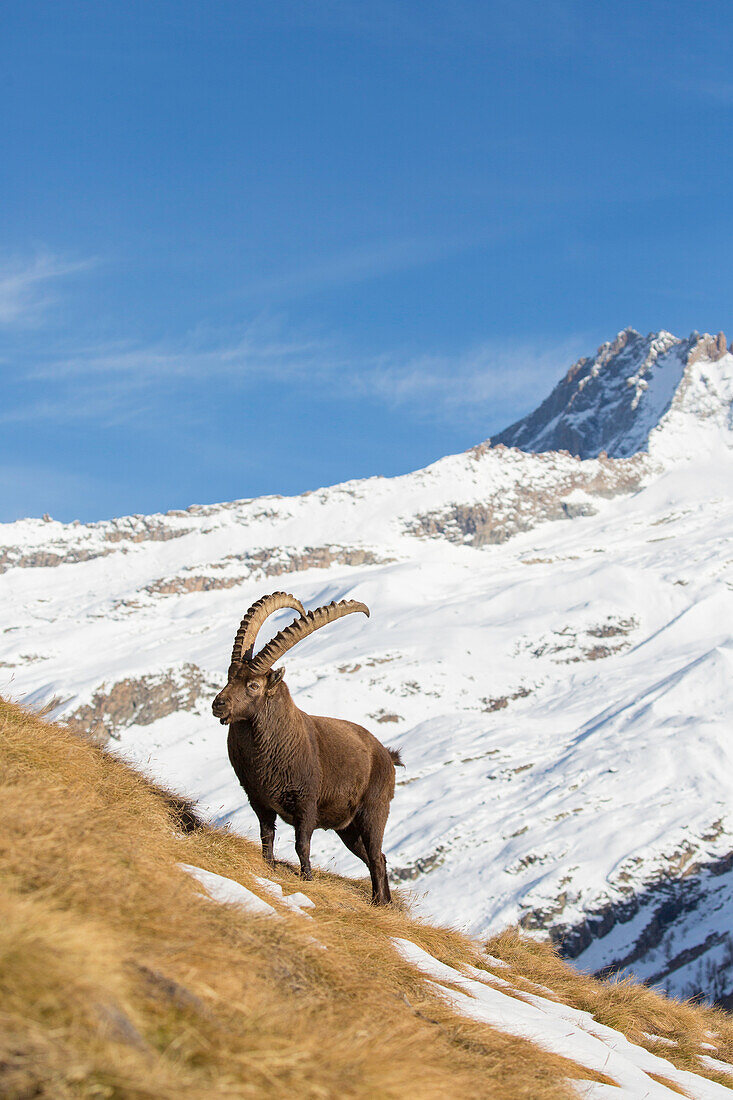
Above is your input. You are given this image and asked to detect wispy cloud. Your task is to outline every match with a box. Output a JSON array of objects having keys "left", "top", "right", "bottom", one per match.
[
  {"left": 240, "top": 234, "right": 479, "bottom": 301},
  {"left": 30, "top": 326, "right": 326, "bottom": 382},
  {"left": 1, "top": 319, "right": 335, "bottom": 426},
  {"left": 3, "top": 316, "right": 580, "bottom": 433},
  {"left": 0, "top": 239, "right": 578, "bottom": 439},
  {"left": 0, "top": 251, "right": 93, "bottom": 327},
  {"left": 349, "top": 336, "right": 584, "bottom": 426}
]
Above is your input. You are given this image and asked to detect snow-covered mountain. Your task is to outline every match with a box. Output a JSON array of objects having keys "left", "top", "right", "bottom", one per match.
[
  {"left": 494, "top": 328, "right": 731, "bottom": 459},
  {"left": 2, "top": 328, "right": 732, "bottom": 1008}
]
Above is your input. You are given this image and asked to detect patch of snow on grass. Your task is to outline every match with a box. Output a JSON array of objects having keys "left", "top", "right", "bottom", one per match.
[
  {"left": 483, "top": 954, "right": 511, "bottom": 969},
  {"left": 178, "top": 863, "right": 278, "bottom": 917},
  {"left": 700, "top": 1055, "right": 733, "bottom": 1078},
  {"left": 393, "top": 938, "right": 732, "bottom": 1099},
  {"left": 253, "top": 875, "right": 316, "bottom": 917}
]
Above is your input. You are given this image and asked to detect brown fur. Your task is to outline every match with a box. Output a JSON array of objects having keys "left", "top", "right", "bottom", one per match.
[{"left": 213, "top": 668, "right": 402, "bottom": 903}]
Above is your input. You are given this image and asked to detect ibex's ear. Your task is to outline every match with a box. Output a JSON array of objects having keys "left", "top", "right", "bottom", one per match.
[{"left": 265, "top": 667, "right": 285, "bottom": 694}]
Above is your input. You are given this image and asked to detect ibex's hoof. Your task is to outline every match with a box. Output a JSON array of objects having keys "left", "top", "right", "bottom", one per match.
[{"left": 300, "top": 869, "right": 313, "bottom": 881}]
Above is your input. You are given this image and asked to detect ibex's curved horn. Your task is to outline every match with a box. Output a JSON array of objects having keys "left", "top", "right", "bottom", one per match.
[
  {"left": 230, "top": 592, "right": 306, "bottom": 667},
  {"left": 248, "top": 599, "right": 370, "bottom": 674}
]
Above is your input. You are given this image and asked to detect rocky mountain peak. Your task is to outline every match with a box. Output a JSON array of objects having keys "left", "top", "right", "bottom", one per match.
[
  {"left": 688, "top": 329, "right": 728, "bottom": 364},
  {"left": 492, "top": 328, "right": 732, "bottom": 460}
]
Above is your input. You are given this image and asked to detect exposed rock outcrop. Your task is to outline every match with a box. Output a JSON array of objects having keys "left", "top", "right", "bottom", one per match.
[
  {"left": 144, "top": 546, "right": 394, "bottom": 598},
  {"left": 405, "top": 455, "right": 644, "bottom": 546},
  {"left": 64, "top": 664, "right": 217, "bottom": 744}
]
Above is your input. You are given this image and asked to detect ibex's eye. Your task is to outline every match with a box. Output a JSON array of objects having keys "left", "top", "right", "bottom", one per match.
[{"left": 246, "top": 680, "right": 263, "bottom": 695}]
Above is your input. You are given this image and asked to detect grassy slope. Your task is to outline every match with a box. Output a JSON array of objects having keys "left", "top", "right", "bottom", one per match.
[{"left": 1, "top": 698, "right": 731, "bottom": 1099}]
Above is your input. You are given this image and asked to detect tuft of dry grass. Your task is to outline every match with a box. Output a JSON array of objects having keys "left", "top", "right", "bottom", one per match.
[
  {"left": 485, "top": 927, "right": 733, "bottom": 1089},
  {"left": 646, "top": 1072, "right": 689, "bottom": 1095}
]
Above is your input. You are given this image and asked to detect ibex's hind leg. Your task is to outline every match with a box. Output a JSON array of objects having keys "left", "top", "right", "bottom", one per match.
[
  {"left": 337, "top": 823, "right": 370, "bottom": 868},
  {"left": 359, "top": 809, "right": 392, "bottom": 905}
]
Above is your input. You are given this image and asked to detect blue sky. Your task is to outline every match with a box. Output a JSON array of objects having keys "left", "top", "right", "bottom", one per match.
[{"left": 2, "top": 0, "right": 732, "bottom": 522}]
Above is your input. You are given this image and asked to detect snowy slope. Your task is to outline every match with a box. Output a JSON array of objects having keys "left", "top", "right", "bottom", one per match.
[{"left": 1, "top": 330, "right": 732, "bottom": 1007}]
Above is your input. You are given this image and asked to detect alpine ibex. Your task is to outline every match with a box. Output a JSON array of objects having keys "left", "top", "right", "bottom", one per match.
[{"left": 212, "top": 592, "right": 402, "bottom": 904}]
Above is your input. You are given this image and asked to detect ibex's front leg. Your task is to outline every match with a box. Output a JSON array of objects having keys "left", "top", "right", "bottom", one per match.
[
  {"left": 293, "top": 812, "right": 316, "bottom": 880},
  {"left": 252, "top": 801, "right": 277, "bottom": 866}
]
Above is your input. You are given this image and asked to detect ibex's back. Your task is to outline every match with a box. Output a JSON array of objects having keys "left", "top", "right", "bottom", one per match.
[{"left": 213, "top": 592, "right": 402, "bottom": 904}]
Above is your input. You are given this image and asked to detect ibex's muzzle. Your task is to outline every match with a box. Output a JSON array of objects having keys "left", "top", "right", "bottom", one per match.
[{"left": 212, "top": 693, "right": 231, "bottom": 725}]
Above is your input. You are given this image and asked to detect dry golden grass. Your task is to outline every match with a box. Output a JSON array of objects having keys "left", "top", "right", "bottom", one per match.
[
  {"left": 485, "top": 927, "right": 733, "bottom": 1090},
  {"left": 1, "top": 696, "right": 729, "bottom": 1099}
]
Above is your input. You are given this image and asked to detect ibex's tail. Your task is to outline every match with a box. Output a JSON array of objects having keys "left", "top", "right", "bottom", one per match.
[{"left": 388, "top": 748, "right": 404, "bottom": 768}]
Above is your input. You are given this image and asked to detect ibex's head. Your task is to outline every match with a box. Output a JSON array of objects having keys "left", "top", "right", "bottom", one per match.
[
  {"left": 212, "top": 666, "right": 287, "bottom": 724},
  {"left": 212, "top": 591, "right": 369, "bottom": 725}
]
